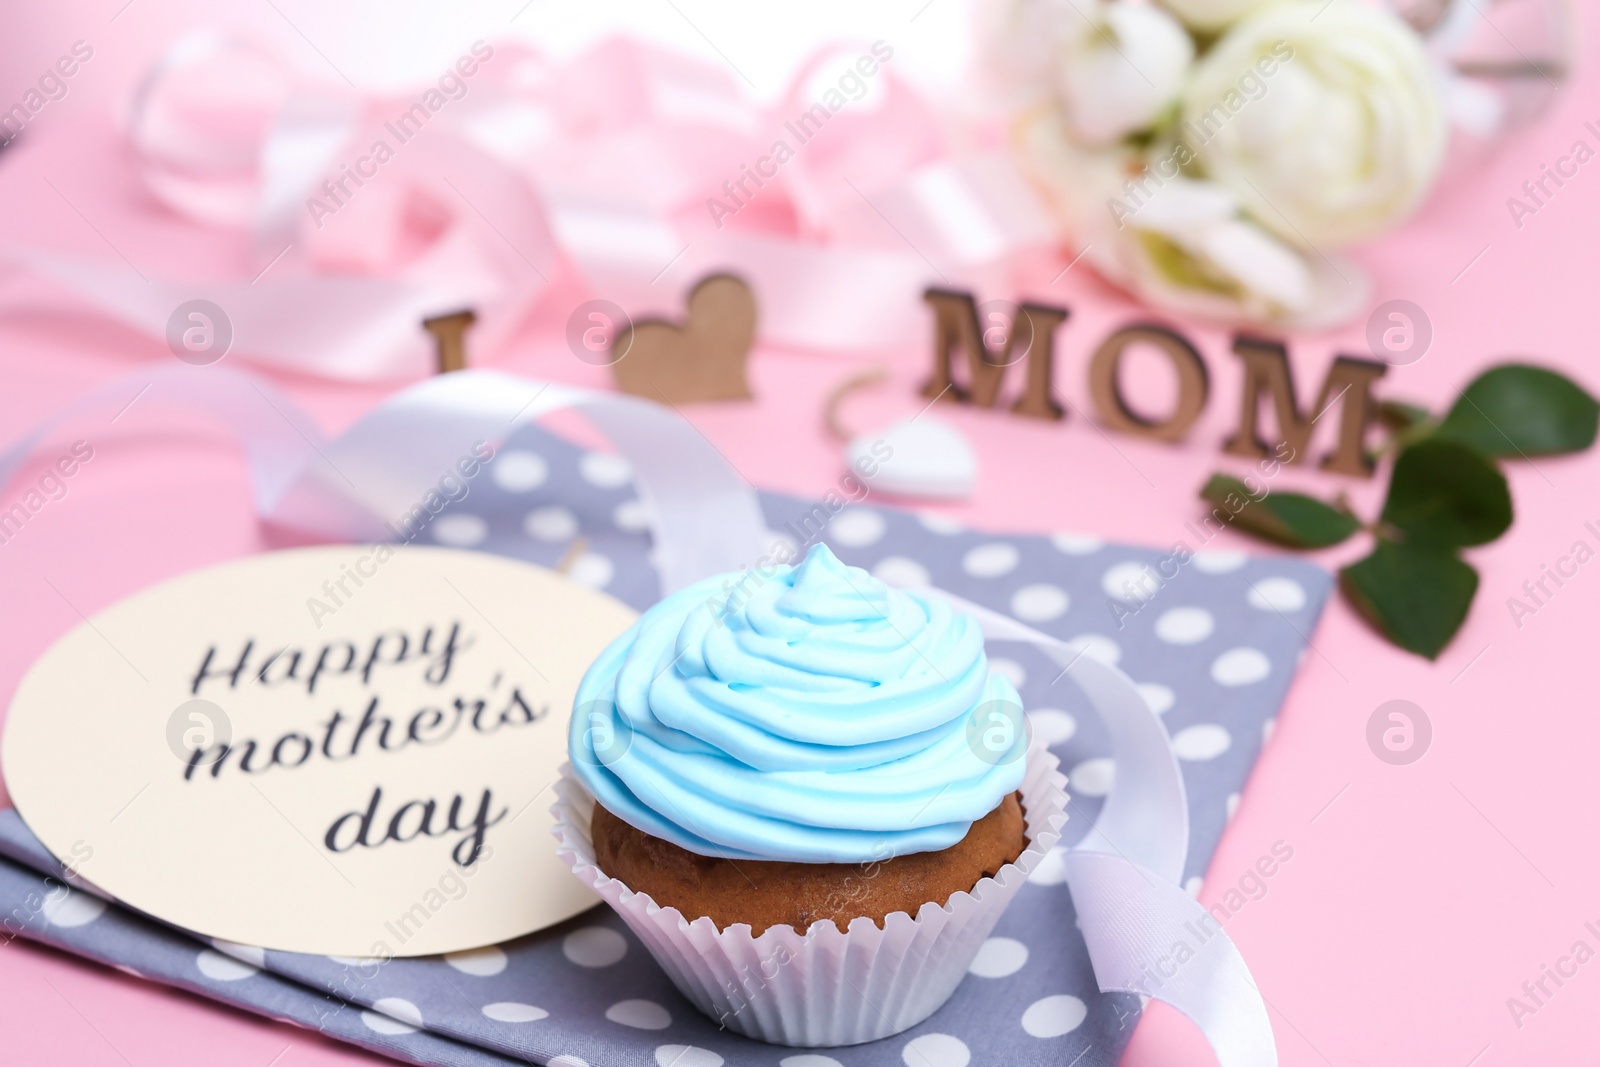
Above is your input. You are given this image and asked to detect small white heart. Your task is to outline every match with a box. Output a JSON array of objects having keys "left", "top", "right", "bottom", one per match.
[{"left": 846, "top": 416, "right": 976, "bottom": 500}]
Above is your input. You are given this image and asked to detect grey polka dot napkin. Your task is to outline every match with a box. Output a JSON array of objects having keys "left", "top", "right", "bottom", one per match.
[{"left": 0, "top": 421, "right": 1331, "bottom": 1067}]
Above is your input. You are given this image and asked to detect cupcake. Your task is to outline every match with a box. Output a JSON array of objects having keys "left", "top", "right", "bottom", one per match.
[{"left": 553, "top": 543, "right": 1066, "bottom": 1046}]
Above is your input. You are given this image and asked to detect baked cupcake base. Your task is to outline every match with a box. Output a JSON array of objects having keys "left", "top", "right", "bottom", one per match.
[
  {"left": 552, "top": 740, "right": 1067, "bottom": 1047},
  {"left": 590, "top": 796, "right": 1027, "bottom": 937}
]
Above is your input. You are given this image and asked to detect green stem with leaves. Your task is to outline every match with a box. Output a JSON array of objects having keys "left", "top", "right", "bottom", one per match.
[{"left": 1199, "top": 363, "right": 1598, "bottom": 659}]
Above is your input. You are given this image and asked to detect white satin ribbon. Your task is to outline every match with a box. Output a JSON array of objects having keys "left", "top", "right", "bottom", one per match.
[
  {"left": 269, "top": 368, "right": 770, "bottom": 594},
  {"left": 7, "top": 250, "right": 466, "bottom": 381},
  {"left": 0, "top": 366, "right": 768, "bottom": 594},
  {"left": 0, "top": 366, "right": 1274, "bottom": 1064},
  {"left": 0, "top": 365, "right": 322, "bottom": 518},
  {"left": 930, "top": 591, "right": 1277, "bottom": 1067}
]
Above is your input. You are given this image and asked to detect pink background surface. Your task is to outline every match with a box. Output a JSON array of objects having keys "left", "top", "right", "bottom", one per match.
[{"left": 0, "top": 3, "right": 1597, "bottom": 1065}]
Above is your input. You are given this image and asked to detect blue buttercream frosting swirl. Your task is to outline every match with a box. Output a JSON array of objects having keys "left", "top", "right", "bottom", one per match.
[{"left": 568, "top": 543, "right": 1026, "bottom": 863}]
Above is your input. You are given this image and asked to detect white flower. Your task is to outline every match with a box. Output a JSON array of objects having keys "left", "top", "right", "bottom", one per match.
[
  {"left": 1100, "top": 175, "right": 1324, "bottom": 323},
  {"left": 980, "top": 0, "right": 1090, "bottom": 104},
  {"left": 1181, "top": 2, "right": 1446, "bottom": 248},
  {"left": 1107, "top": 177, "right": 1316, "bottom": 316},
  {"left": 983, "top": 0, "right": 1192, "bottom": 145},
  {"left": 1015, "top": 110, "right": 1134, "bottom": 233},
  {"left": 1056, "top": 2, "right": 1195, "bottom": 146},
  {"left": 1158, "top": 0, "right": 1276, "bottom": 34},
  {"left": 1018, "top": 112, "right": 1367, "bottom": 326}
]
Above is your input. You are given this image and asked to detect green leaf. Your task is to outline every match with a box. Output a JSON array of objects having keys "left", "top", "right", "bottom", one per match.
[
  {"left": 1381, "top": 439, "right": 1511, "bottom": 548},
  {"left": 1437, "top": 363, "right": 1599, "bottom": 457},
  {"left": 1340, "top": 540, "right": 1478, "bottom": 659},
  {"left": 1200, "top": 474, "right": 1361, "bottom": 549}
]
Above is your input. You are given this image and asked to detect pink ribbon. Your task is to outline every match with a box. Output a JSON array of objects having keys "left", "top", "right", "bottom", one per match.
[{"left": 4, "top": 32, "right": 1060, "bottom": 380}]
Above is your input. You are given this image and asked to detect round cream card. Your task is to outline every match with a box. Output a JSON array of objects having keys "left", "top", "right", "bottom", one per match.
[{"left": 2, "top": 545, "right": 637, "bottom": 957}]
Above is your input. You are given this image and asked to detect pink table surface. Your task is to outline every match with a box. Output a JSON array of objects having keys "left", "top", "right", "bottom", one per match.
[{"left": 2, "top": 12, "right": 1599, "bottom": 1067}]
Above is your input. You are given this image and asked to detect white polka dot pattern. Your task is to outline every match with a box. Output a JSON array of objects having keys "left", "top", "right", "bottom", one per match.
[
  {"left": 1101, "top": 561, "right": 1159, "bottom": 602},
  {"left": 614, "top": 499, "right": 651, "bottom": 532},
  {"left": 872, "top": 556, "right": 931, "bottom": 588},
  {"left": 567, "top": 552, "right": 615, "bottom": 589},
  {"left": 1212, "top": 647, "right": 1272, "bottom": 686},
  {"left": 901, "top": 1033, "right": 970, "bottom": 1067},
  {"left": 606, "top": 999, "right": 671, "bottom": 1030},
  {"left": 1011, "top": 583, "right": 1069, "bottom": 622},
  {"left": 1155, "top": 607, "right": 1214, "bottom": 645},
  {"left": 963, "top": 542, "right": 1019, "bottom": 577},
  {"left": 1137, "top": 683, "right": 1175, "bottom": 715},
  {"left": 210, "top": 940, "right": 266, "bottom": 968},
  {"left": 969, "top": 937, "right": 1029, "bottom": 978},
  {"left": 1068, "top": 757, "right": 1115, "bottom": 797},
  {"left": 492, "top": 450, "right": 549, "bottom": 492},
  {"left": 445, "top": 946, "right": 507, "bottom": 976},
  {"left": 524, "top": 505, "right": 579, "bottom": 542},
  {"left": 1248, "top": 577, "right": 1307, "bottom": 613},
  {"left": 432, "top": 513, "right": 488, "bottom": 547},
  {"left": 1026, "top": 708, "right": 1077, "bottom": 746},
  {"left": 41, "top": 888, "right": 105, "bottom": 928},
  {"left": 655, "top": 1046, "right": 723, "bottom": 1067},
  {"left": 1021, "top": 994, "right": 1088, "bottom": 1037},
  {"left": 1172, "top": 724, "right": 1232, "bottom": 761},
  {"left": 1063, "top": 634, "right": 1120, "bottom": 666},
  {"left": 917, "top": 512, "right": 964, "bottom": 535},
  {"left": 363, "top": 998, "right": 423, "bottom": 1034},
  {"left": 1050, "top": 532, "right": 1103, "bottom": 555},
  {"left": 579, "top": 452, "right": 634, "bottom": 488},
  {"left": 1026, "top": 845, "right": 1069, "bottom": 886},
  {"left": 196, "top": 950, "right": 258, "bottom": 981},
  {"left": 563, "top": 926, "right": 627, "bottom": 968},
  {"left": 829, "top": 508, "right": 886, "bottom": 546},
  {"left": 1192, "top": 551, "right": 1247, "bottom": 574},
  {"left": 988, "top": 657, "right": 1026, "bottom": 689},
  {"left": 483, "top": 1002, "right": 549, "bottom": 1023}
]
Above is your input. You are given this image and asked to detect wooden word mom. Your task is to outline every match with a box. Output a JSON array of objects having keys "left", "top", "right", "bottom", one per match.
[{"left": 922, "top": 289, "right": 1389, "bottom": 478}]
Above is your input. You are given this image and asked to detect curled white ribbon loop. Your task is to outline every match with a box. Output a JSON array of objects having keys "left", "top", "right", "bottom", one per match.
[
  {"left": 928, "top": 590, "right": 1278, "bottom": 1067},
  {"left": 272, "top": 368, "right": 769, "bottom": 593},
  {"left": 0, "top": 364, "right": 322, "bottom": 518},
  {"left": 0, "top": 366, "right": 768, "bottom": 593}
]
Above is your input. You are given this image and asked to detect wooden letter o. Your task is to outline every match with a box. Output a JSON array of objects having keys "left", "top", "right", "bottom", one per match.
[{"left": 1088, "top": 324, "right": 1209, "bottom": 442}]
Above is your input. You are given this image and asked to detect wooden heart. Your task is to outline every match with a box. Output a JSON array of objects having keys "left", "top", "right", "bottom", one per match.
[{"left": 611, "top": 274, "right": 756, "bottom": 403}]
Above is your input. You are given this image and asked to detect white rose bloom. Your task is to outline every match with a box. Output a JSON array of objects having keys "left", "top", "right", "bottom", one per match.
[
  {"left": 1018, "top": 111, "right": 1368, "bottom": 326},
  {"left": 980, "top": 0, "right": 1093, "bottom": 104},
  {"left": 1181, "top": 2, "right": 1446, "bottom": 248},
  {"left": 1015, "top": 109, "right": 1136, "bottom": 234},
  {"left": 1158, "top": 0, "right": 1275, "bottom": 34},
  {"left": 1056, "top": 2, "right": 1195, "bottom": 146},
  {"left": 1098, "top": 176, "right": 1345, "bottom": 325}
]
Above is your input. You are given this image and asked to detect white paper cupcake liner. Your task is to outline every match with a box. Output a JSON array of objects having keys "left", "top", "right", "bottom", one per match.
[{"left": 551, "top": 740, "right": 1068, "bottom": 1047}]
